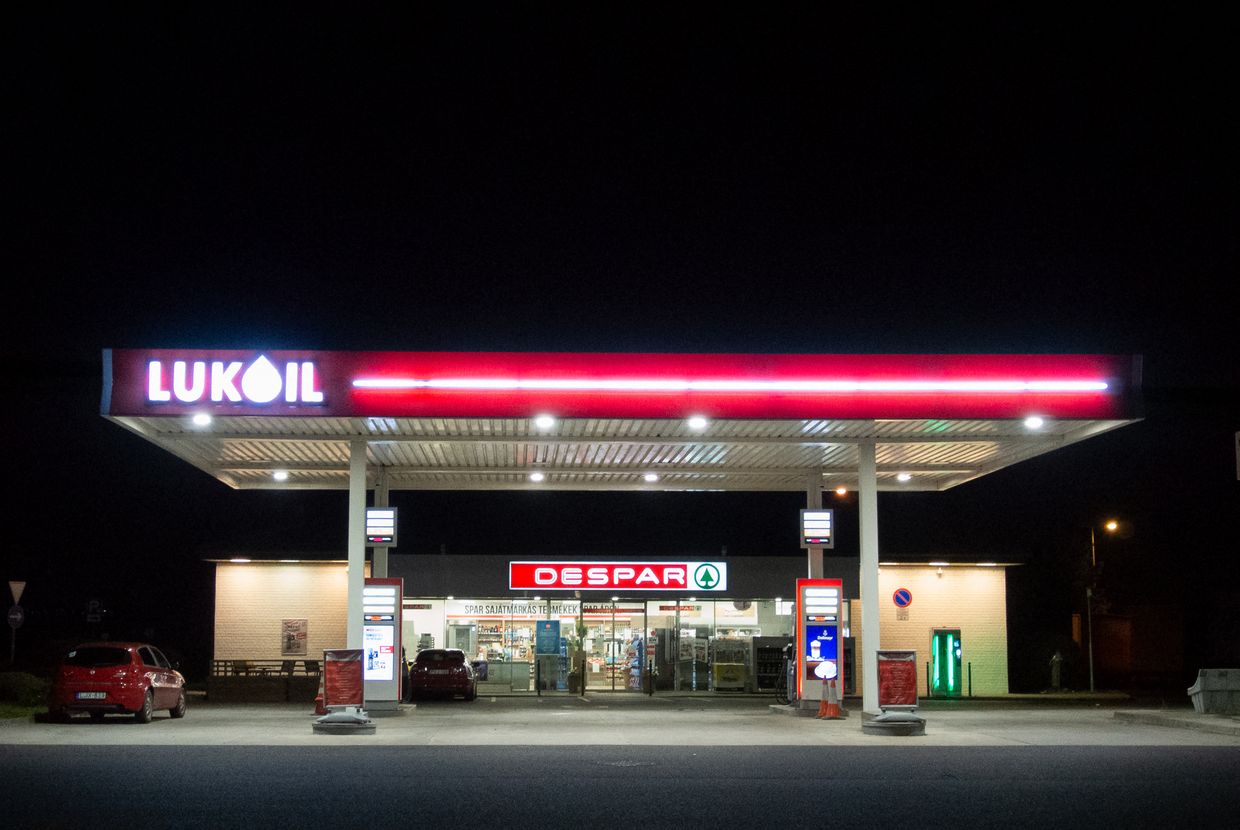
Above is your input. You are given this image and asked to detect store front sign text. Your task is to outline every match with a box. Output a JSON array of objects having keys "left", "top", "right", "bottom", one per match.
[{"left": 509, "top": 561, "right": 728, "bottom": 592}]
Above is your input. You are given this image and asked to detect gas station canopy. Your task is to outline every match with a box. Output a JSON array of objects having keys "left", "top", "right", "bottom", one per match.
[
  {"left": 102, "top": 348, "right": 1141, "bottom": 714},
  {"left": 102, "top": 350, "right": 1141, "bottom": 493}
]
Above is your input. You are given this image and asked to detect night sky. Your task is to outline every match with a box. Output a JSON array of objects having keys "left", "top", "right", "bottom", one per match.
[{"left": 6, "top": 7, "right": 1236, "bottom": 689}]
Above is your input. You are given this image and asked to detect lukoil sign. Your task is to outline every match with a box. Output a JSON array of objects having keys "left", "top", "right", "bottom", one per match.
[
  {"left": 146, "top": 355, "right": 324, "bottom": 405},
  {"left": 509, "top": 561, "right": 728, "bottom": 592}
]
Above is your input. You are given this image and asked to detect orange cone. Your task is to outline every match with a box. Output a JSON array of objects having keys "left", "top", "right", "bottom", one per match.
[
  {"left": 817, "top": 679, "right": 842, "bottom": 719},
  {"left": 314, "top": 672, "right": 327, "bottom": 715}
]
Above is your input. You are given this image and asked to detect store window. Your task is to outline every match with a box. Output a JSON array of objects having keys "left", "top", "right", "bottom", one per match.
[{"left": 404, "top": 596, "right": 796, "bottom": 694}]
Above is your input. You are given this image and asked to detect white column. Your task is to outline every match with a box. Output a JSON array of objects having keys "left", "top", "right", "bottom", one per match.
[
  {"left": 347, "top": 439, "right": 368, "bottom": 649},
  {"left": 373, "top": 468, "right": 389, "bottom": 579},
  {"left": 807, "top": 472, "right": 823, "bottom": 578},
  {"left": 858, "top": 441, "right": 881, "bottom": 715}
]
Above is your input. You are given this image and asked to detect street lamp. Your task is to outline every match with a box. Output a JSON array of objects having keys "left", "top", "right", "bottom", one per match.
[{"left": 1086, "top": 519, "right": 1120, "bottom": 693}]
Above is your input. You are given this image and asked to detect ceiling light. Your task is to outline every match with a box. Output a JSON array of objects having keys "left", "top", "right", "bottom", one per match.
[
  {"left": 230, "top": 558, "right": 251, "bottom": 563},
  {"left": 534, "top": 414, "right": 556, "bottom": 429},
  {"left": 928, "top": 561, "right": 950, "bottom": 567},
  {"left": 529, "top": 472, "right": 545, "bottom": 482},
  {"left": 897, "top": 473, "right": 912, "bottom": 482},
  {"left": 977, "top": 562, "right": 998, "bottom": 567},
  {"left": 687, "top": 416, "right": 708, "bottom": 430},
  {"left": 273, "top": 470, "right": 289, "bottom": 481},
  {"left": 191, "top": 413, "right": 212, "bottom": 427},
  {"left": 835, "top": 486, "right": 847, "bottom": 496},
  {"left": 644, "top": 473, "right": 659, "bottom": 483},
  {"left": 1024, "top": 415, "right": 1045, "bottom": 429}
]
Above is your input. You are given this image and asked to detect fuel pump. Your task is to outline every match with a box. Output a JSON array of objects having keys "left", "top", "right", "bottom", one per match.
[{"left": 796, "top": 578, "right": 843, "bottom": 709}]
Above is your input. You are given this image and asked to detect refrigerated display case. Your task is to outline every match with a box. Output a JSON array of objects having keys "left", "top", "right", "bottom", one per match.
[
  {"left": 752, "top": 636, "right": 793, "bottom": 692},
  {"left": 709, "top": 637, "right": 750, "bottom": 691}
]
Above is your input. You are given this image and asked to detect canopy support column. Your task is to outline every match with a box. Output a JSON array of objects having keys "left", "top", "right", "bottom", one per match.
[
  {"left": 347, "top": 439, "right": 367, "bottom": 649},
  {"left": 806, "top": 472, "right": 823, "bottom": 579},
  {"left": 858, "top": 441, "right": 881, "bottom": 715},
  {"left": 373, "top": 468, "right": 390, "bottom": 578}
]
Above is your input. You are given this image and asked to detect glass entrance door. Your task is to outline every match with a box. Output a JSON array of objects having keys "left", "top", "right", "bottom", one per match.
[
  {"left": 930, "top": 629, "right": 963, "bottom": 697},
  {"left": 582, "top": 601, "right": 647, "bottom": 691}
]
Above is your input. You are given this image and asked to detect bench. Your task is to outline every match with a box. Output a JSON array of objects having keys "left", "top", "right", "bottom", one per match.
[{"left": 1187, "top": 668, "right": 1240, "bottom": 715}]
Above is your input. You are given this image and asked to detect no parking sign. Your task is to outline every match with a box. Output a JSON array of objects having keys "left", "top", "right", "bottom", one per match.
[{"left": 893, "top": 588, "right": 913, "bottom": 608}]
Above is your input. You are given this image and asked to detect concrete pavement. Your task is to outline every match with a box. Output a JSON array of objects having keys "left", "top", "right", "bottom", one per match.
[{"left": 3, "top": 692, "right": 1238, "bottom": 747}]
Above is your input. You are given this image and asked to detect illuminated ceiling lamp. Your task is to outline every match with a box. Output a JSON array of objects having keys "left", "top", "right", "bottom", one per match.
[
  {"left": 687, "top": 415, "right": 709, "bottom": 430},
  {"left": 534, "top": 414, "right": 556, "bottom": 429},
  {"left": 1024, "top": 415, "right": 1045, "bottom": 429}
]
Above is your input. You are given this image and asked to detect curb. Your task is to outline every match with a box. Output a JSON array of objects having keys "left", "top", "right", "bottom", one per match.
[{"left": 1113, "top": 710, "right": 1240, "bottom": 737}]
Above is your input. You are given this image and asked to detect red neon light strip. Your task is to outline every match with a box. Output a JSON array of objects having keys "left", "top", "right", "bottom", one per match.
[{"left": 353, "top": 377, "right": 1108, "bottom": 393}]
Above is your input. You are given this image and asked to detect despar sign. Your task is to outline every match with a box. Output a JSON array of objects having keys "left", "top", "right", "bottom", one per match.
[{"left": 509, "top": 561, "right": 728, "bottom": 592}]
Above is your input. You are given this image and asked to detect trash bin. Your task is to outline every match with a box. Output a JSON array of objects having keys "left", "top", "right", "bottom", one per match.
[{"left": 1187, "top": 668, "right": 1240, "bottom": 714}]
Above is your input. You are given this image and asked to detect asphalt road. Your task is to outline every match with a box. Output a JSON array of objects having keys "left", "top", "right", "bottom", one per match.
[
  {"left": 3, "top": 744, "right": 1239, "bottom": 828},
  {"left": 4, "top": 697, "right": 1239, "bottom": 827}
]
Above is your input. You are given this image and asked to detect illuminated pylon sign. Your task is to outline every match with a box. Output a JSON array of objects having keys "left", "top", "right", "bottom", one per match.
[
  {"left": 800, "top": 509, "right": 834, "bottom": 548},
  {"left": 365, "top": 508, "right": 397, "bottom": 546}
]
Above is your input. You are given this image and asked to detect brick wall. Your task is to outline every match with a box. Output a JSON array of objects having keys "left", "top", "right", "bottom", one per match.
[
  {"left": 850, "top": 565, "right": 1009, "bottom": 697},
  {"left": 214, "top": 562, "right": 350, "bottom": 660}
]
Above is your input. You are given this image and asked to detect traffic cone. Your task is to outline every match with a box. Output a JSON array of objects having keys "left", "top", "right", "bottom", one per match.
[
  {"left": 314, "top": 672, "right": 327, "bottom": 715},
  {"left": 817, "top": 679, "right": 842, "bottom": 720}
]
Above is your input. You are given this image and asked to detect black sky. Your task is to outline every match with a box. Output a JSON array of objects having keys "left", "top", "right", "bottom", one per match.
[{"left": 5, "top": 6, "right": 1236, "bottom": 685}]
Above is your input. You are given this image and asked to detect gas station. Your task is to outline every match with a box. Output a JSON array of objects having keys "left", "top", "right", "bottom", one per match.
[{"left": 101, "top": 349, "right": 1142, "bottom": 723}]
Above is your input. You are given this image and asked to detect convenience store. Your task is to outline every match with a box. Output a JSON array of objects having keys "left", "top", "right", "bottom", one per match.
[{"left": 209, "top": 554, "right": 1015, "bottom": 699}]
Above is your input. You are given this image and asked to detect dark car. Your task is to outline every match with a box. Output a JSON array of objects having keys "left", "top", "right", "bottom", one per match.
[
  {"left": 408, "top": 648, "right": 477, "bottom": 701},
  {"left": 48, "top": 642, "right": 187, "bottom": 723}
]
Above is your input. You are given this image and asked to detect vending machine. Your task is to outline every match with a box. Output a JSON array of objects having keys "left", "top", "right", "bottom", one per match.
[
  {"left": 796, "top": 578, "right": 843, "bottom": 703},
  {"left": 362, "top": 577, "right": 403, "bottom": 710}
]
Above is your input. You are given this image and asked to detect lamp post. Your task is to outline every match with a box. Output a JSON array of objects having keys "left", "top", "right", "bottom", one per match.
[{"left": 1086, "top": 520, "right": 1119, "bottom": 693}]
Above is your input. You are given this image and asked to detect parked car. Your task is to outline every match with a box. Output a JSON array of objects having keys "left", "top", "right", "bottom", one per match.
[
  {"left": 48, "top": 642, "right": 187, "bottom": 723},
  {"left": 408, "top": 648, "right": 477, "bottom": 701}
]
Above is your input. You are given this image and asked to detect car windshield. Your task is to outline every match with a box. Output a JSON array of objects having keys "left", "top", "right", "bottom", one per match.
[
  {"left": 416, "top": 650, "right": 463, "bottom": 665},
  {"left": 64, "top": 647, "right": 130, "bottom": 668}
]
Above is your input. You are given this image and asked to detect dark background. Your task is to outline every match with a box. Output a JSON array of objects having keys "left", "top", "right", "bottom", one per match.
[{"left": 5, "top": 6, "right": 1236, "bottom": 691}]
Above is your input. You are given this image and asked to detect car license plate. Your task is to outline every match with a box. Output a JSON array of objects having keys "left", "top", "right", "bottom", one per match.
[
  {"left": 428, "top": 669, "right": 449, "bottom": 675},
  {"left": 76, "top": 692, "right": 107, "bottom": 700}
]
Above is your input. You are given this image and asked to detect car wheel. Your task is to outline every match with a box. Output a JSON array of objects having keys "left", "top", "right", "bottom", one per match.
[
  {"left": 465, "top": 684, "right": 477, "bottom": 702},
  {"left": 169, "top": 691, "right": 187, "bottom": 719},
  {"left": 133, "top": 690, "right": 154, "bottom": 724}
]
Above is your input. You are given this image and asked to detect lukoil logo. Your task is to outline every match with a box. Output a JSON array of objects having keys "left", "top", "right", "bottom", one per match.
[{"left": 147, "top": 355, "right": 324, "bottom": 405}]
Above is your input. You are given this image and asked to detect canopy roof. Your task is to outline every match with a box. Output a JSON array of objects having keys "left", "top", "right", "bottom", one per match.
[{"left": 102, "top": 350, "right": 1141, "bottom": 493}]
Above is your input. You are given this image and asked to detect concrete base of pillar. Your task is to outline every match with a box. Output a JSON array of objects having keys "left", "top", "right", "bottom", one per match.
[{"left": 860, "top": 711, "right": 926, "bottom": 736}]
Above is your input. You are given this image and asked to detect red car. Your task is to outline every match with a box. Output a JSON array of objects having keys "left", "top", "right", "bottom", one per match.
[
  {"left": 408, "top": 648, "right": 477, "bottom": 701},
  {"left": 48, "top": 642, "right": 187, "bottom": 723}
]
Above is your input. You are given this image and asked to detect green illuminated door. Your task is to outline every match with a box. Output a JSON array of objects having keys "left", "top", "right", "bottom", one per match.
[{"left": 930, "top": 629, "right": 962, "bottom": 697}]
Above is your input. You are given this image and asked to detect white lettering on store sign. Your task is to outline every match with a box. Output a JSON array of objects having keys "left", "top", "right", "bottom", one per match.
[{"left": 147, "top": 355, "right": 324, "bottom": 405}]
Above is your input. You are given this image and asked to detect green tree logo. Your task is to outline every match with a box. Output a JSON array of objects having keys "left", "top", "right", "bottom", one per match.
[{"left": 694, "top": 564, "right": 721, "bottom": 590}]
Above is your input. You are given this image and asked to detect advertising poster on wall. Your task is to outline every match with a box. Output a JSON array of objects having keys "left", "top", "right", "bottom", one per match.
[{"left": 281, "top": 619, "right": 308, "bottom": 656}]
